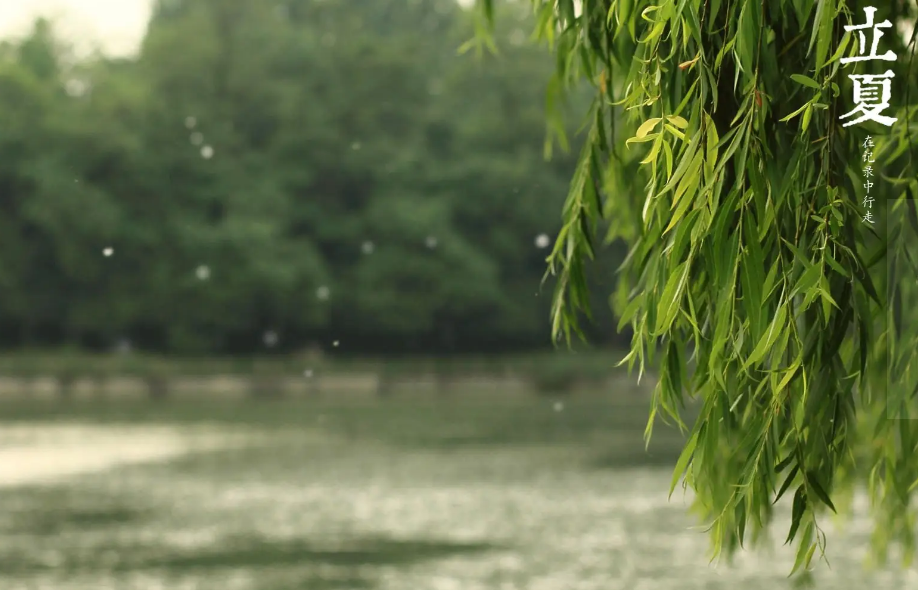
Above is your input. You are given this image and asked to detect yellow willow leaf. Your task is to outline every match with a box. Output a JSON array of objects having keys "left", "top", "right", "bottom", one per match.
[
  {"left": 641, "top": 137, "right": 663, "bottom": 164},
  {"left": 635, "top": 117, "right": 663, "bottom": 139},
  {"left": 667, "top": 115, "right": 689, "bottom": 128}
]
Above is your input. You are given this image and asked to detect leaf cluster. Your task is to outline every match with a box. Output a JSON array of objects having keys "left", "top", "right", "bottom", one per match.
[{"left": 474, "top": 0, "right": 918, "bottom": 577}]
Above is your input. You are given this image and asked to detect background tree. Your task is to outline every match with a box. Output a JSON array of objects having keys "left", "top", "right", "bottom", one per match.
[
  {"left": 0, "top": 2, "right": 625, "bottom": 355},
  {"left": 471, "top": 0, "right": 918, "bottom": 579}
]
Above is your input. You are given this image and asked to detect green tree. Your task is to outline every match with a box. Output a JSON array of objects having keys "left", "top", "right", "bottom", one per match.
[
  {"left": 2, "top": 3, "right": 624, "bottom": 354},
  {"left": 472, "top": 0, "right": 918, "bottom": 579}
]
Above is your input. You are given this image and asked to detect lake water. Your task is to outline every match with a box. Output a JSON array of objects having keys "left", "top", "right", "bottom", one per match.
[{"left": 0, "top": 403, "right": 914, "bottom": 590}]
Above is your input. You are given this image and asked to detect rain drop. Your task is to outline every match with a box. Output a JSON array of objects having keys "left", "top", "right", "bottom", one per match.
[
  {"left": 316, "top": 286, "right": 330, "bottom": 301},
  {"left": 332, "top": 340, "right": 340, "bottom": 347},
  {"left": 65, "top": 79, "right": 88, "bottom": 98},
  {"left": 263, "top": 331, "right": 279, "bottom": 348},
  {"left": 185, "top": 116, "right": 197, "bottom": 129},
  {"left": 534, "top": 233, "right": 551, "bottom": 249},
  {"left": 303, "top": 369, "right": 313, "bottom": 378},
  {"left": 196, "top": 265, "right": 210, "bottom": 281},
  {"left": 425, "top": 236, "right": 438, "bottom": 249},
  {"left": 103, "top": 247, "right": 114, "bottom": 257},
  {"left": 115, "top": 338, "right": 132, "bottom": 355},
  {"left": 361, "top": 241, "right": 375, "bottom": 255},
  {"left": 201, "top": 145, "right": 214, "bottom": 159},
  {"left": 554, "top": 402, "right": 564, "bottom": 412},
  {"left": 190, "top": 132, "right": 204, "bottom": 145},
  {"left": 351, "top": 142, "right": 361, "bottom": 151}
]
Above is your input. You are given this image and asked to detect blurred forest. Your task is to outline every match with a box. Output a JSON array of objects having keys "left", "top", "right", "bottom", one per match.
[{"left": 0, "top": 0, "right": 626, "bottom": 356}]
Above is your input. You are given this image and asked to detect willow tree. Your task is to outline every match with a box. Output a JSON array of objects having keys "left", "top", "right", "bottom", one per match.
[{"left": 471, "top": 0, "right": 918, "bottom": 579}]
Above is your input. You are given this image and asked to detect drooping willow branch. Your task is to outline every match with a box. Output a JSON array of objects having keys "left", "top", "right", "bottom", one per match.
[{"left": 471, "top": 0, "right": 918, "bottom": 577}]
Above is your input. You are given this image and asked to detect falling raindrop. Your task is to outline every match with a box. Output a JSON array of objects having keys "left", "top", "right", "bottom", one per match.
[
  {"left": 190, "top": 132, "right": 204, "bottom": 145},
  {"left": 103, "top": 247, "right": 114, "bottom": 257},
  {"left": 65, "top": 79, "right": 88, "bottom": 98},
  {"left": 425, "top": 236, "right": 438, "bottom": 249},
  {"left": 185, "top": 116, "right": 197, "bottom": 129},
  {"left": 534, "top": 233, "right": 551, "bottom": 249},
  {"left": 316, "top": 286, "right": 330, "bottom": 301},
  {"left": 201, "top": 145, "right": 214, "bottom": 159},
  {"left": 509, "top": 29, "right": 527, "bottom": 46},
  {"left": 303, "top": 369, "right": 313, "bottom": 378},
  {"left": 361, "top": 241, "right": 375, "bottom": 255},
  {"left": 263, "top": 331, "right": 279, "bottom": 348},
  {"left": 554, "top": 402, "right": 564, "bottom": 412},
  {"left": 351, "top": 142, "right": 361, "bottom": 151},
  {"left": 332, "top": 340, "right": 340, "bottom": 347},
  {"left": 196, "top": 265, "right": 210, "bottom": 281}
]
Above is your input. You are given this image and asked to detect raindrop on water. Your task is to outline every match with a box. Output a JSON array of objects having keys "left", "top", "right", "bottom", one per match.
[
  {"left": 103, "top": 247, "right": 114, "bottom": 257},
  {"left": 190, "top": 132, "right": 204, "bottom": 145},
  {"left": 534, "top": 233, "right": 551, "bottom": 249},
  {"left": 425, "top": 236, "right": 438, "bottom": 249},
  {"left": 201, "top": 145, "right": 214, "bottom": 159},
  {"left": 316, "top": 286, "right": 330, "bottom": 301},
  {"left": 263, "top": 331, "right": 279, "bottom": 348},
  {"left": 185, "top": 116, "right": 197, "bottom": 129},
  {"left": 361, "top": 241, "right": 375, "bottom": 255},
  {"left": 195, "top": 265, "right": 210, "bottom": 281}
]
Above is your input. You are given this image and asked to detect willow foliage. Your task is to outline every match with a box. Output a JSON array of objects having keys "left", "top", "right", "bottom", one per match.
[{"left": 473, "top": 0, "right": 918, "bottom": 579}]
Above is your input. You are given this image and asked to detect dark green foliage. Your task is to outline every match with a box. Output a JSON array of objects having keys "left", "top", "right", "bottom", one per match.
[{"left": 0, "top": 2, "right": 622, "bottom": 355}]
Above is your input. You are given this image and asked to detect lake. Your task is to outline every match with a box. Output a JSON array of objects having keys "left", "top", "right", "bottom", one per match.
[{"left": 0, "top": 395, "right": 913, "bottom": 589}]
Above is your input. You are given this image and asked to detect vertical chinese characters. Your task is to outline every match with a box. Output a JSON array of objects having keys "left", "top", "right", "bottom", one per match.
[
  {"left": 839, "top": 7, "right": 898, "bottom": 128},
  {"left": 862, "top": 136, "right": 876, "bottom": 224},
  {"left": 838, "top": 7, "right": 899, "bottom": 224}
]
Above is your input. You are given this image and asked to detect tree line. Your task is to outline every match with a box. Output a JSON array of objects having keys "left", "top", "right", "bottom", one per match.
[{"left": 0, "top": 0, "right": 625, "bottom": 356}]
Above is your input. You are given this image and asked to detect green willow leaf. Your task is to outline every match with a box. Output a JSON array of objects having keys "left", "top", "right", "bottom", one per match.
[
  {"left": 786, "top": 486, "right": 807, "bottom": 545},
  {"left": 654, "top": 260, "right": 691, "bottom": 335},
  {"left": 743, "top": 301, "right": 787, "bottom": 369},
  {"left": 669, "top": 428, "right": 699, "bottom": 498},
  {"left": 775, "top": 465, "right": 801, "bottom": 504},
  {"left": 806, "top": 472, "right": 838, "bottom": 513},
  {"left": 790, "top": 74, "right": 821, "bottom": 90}
]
